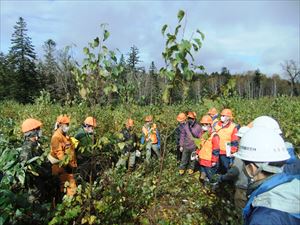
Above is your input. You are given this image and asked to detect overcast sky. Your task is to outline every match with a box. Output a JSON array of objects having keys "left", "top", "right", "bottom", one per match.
[{"left": 1, "top": 0, "right": 299, "bottom": 76}]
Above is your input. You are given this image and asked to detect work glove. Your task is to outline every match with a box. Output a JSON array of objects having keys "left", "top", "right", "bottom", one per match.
[
  {"left": 179, "top": 146, "right": 183, "bottom": 152},
  {"left": 190, "top": 151, "right": 198, "bottom": 161}
]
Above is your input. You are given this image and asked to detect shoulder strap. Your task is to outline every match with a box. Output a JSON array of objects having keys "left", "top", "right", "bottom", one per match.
[{"left": 188, "top": 123, "right": 198, "bottom": 138}]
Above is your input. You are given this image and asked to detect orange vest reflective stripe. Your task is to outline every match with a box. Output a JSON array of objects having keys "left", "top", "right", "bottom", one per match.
[
  {"left": 215, "top": 122, "right": 235, "bottom": 155},
  {"left": 142, "top": 123, "right": 158, "bottom": 144},
  {"left": 199, "top": 132, "right": 216, "bottom": 161}
]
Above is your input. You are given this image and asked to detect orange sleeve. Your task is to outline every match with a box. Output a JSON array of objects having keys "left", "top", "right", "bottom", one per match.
[{"left": 51, "top": 135, "right": 65, "bottom": 160}]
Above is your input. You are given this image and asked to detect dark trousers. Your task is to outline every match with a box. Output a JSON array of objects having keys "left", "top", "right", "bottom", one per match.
[
  {"left": 201, "top": 166, "right": 218, "bottom": 182},
  {"left": 176, "top": 146, "right": 182, "bottom": 162},
  {"left": 179, "top": 148, "right": 196, "bottom": 170},
  {"left": 219, "top": 155, "right": 232, "bottom": 174}
]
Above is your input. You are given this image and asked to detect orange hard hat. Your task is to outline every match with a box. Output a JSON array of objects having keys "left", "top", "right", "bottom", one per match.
[
  {"left": 200, "top": 115, "right": 213, "bottom": 124},
  {"left": 56, "top": 115, "right": 70, "bottom": 124},
  {"left": 84, "top": 116, "right": 97, "bottom": 127},
  {"left": 176, "top": 113, "right": 187, "bottom": 122},
  {"left": 126, "top": 118, "right": 134, "bottom": 127},
  {"left": 208, "top": 107, "right": 218, "bottom": 116},
  {"left": 221, "top": 108, "right": 233, "bottom": 117},
  {"left": 187, "top": 111, "right": 196, "bottom": 119},
  {"left": 145, "top": 115, "right": 153, "bottom": 122},
  {"left": 21, "top": 118, "right": 42, "bottom": 133}
]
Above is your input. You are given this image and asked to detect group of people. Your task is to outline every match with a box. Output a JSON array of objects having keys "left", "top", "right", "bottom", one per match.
[
  {"left": 18, "top": 114, "right": 162, "bottom": 199},
  {"left": 175, "top": 108, "right": 300, "bottom": 225},
  {"left": 12, "top": 108, "right": 300, "bottom": 224}
]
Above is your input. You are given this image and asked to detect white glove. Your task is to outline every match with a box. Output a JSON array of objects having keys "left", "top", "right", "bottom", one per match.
[
  {"left": 179, "top": 146, "right": 183, "bottom": 152},
  {"left": 190, "top": 151, "right": 197, "bottom": 161}
]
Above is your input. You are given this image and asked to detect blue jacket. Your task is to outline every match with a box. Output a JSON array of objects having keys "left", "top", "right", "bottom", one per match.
[
  {"left": 243, "top": 160, "right": 300, "bottom": 225},
  {"left": 285, "top": 142, "right": 297, "bottom": 164}
]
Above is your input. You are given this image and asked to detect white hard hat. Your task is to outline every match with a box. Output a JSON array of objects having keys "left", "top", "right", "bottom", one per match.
[
  {"left": 234, "top": 127, "right": 290, "bottom": 162},
  {"left": 252, "top": 116, "right": 282, "bottom": 134},
  {"left": 236, "top": 126, "right": 250, "bottom": 138}
]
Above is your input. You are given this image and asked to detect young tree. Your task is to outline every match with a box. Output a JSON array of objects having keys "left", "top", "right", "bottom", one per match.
[
  {"left": 160, "top": 10, "right": 205, "bottom": 104},
  {"left": 9, "top": 17, "right": 39, "bottom": 103},
  {"left": 281, "top": 60, "right": 300, "bottom": 96}
]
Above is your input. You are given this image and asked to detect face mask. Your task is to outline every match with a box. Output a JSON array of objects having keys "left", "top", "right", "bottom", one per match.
[
  {"left": 202, "top": 125, "right": 209, "bottom": 131},
  {"left": 87, "top": 127, "right": 94, "bottom": 134},
  {"left": 62, "top": 125, "right": 70, "bottom": 133},
  {"left": 37, "top": 129, "right": 42, "bottom": 138},
  {"left": 221, "top": 116, "right": 228, "bottom": 122}
]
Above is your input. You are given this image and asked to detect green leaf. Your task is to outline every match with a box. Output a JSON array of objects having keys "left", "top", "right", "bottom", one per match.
[
  {"left": 177, "top": 10, "right": 185, "bottom": 23},
  {"left": 112, "top": 84, "right": 118, "bottom": 93},
  {"left": 175, "top": 25, "right": 181, "bottom": 36},
  {"left": 118, "top": 142, "right": 126, "bottom": 150},
  {"left": 197, "top": 29, "right": 205, "bottom": 40},
  {"left": 103, "top": 29, "right": 110, "bottom": 41},
  {"left": 161, "top": 24, "right": 168, "bottom": 36},
  {"left": 193, "top": 38, "right": 202, "bottom": 49},
  {"left": 192, "top": 43, "right": 198, "bottom": 51},
  {"left": 192, "top": 137, "right": 201, "bottom": 148},
  {"left": 83, "top": 47, "right": 89, "bottom": 55},
  {"left": 93, "top": 37, "right": 99, "bottom": 47},
  {"left": 103, "top": 86, "right": 111, "bottom": 95}
]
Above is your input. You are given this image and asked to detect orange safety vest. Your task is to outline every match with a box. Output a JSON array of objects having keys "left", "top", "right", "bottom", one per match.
[
  {"left": 142, "top": 123, "right": 158, "bottom": 144},
  {"left": 199, "top": 132, "right": 216, "bottom": 161},
  {"left": 215, "top": 122, "right": 235, "bottom": 155}
]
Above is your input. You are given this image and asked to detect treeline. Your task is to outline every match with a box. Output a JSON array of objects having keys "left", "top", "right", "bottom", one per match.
[{"left": 1, "top": 17, "right": 299, "bottom": 105}]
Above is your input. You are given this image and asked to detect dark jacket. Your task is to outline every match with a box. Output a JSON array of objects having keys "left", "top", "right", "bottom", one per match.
[
  {"left": 175, "top": 123, "right": 185, "bottom": 146},
  {"left": 120, "top": 127, "right": 138, "bottom": 153},
  {"left": 179, "top": 120, "right": 202, "bottom": 150}
]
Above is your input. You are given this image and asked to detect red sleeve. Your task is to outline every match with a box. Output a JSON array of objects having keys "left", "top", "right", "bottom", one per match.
[
  {"left": 231, "top": 127, "right": 239, "bottom": 153},
  {"left": 211, "top": 134, "right": 220, "bottom": 163}
]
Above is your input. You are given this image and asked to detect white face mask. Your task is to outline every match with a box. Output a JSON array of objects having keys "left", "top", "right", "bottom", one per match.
[
  {"left": 87, "top": 127, "right": 94, "bottom": 134},
  {"left": 202, "top": 125, "right": 209, "bottom": 131},
  {"left": 37, "top": 129, "right": 42, "bottom": 138},
  {"left": 221, "top": 115, "right": 228, "bottom": 122},
  {"left": 62, "top": 125, "right": 70, "bottom": 133}
]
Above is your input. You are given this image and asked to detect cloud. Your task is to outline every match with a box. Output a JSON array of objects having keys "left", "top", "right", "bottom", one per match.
[{"left": 0, "top": 0, "right": 299, "bottom": 76}]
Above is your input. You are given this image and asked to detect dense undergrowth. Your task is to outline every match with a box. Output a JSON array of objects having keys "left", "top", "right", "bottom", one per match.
[{"left": 0, "top": 97, "right": 299, "bottom": 225}]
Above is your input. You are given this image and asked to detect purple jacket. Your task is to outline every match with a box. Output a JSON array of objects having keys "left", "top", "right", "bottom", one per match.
[{"left": 180, "top": 121, "right": 202, "bottom": 150}]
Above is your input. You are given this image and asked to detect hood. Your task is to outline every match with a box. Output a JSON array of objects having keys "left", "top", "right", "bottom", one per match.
[
  {"left": 252, "top": 178, "right": 300, "bottom": 215},
  {"left": 284, "top": 159, "right": 300, "bottom": 175}
]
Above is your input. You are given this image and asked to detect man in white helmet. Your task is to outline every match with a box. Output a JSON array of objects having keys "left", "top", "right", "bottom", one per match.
[{"left": 234, "top": 126, "right": 300, "bottom": 225}]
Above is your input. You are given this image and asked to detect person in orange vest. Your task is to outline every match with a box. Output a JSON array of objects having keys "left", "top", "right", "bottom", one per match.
[
  {"left": 49, "top": 115, "right": 77, "bottom": 196},
  {"left": 214, "top": 108, "right": 238, "bottom": 174},
  {"left": 141, "top": 115, "right": 161, "bottom": 163},
  {"left": 175, "top": 112, "right": 187, "bottom": 162},
  {"left": 196, "top": 115, "right": 220, "bottom": 183},
  {"left": 208, "top": 107, "right": 219, "bottom": 131}
]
